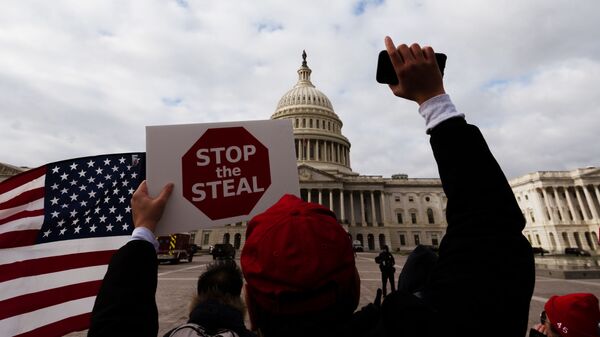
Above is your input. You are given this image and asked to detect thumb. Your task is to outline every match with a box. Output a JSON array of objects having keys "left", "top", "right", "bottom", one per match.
[{"left": 156, "top": 183, "right": 174, "bottom": 205}]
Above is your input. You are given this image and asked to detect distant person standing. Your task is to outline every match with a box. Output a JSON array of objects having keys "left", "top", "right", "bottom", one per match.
[{"left": 375, "top": 245, "right": 396, "bottom": 296}]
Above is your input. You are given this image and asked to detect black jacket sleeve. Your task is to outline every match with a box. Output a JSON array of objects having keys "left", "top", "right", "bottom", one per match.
[
  {"left": 88, "top": 239, "right": 159, "bottom": 337},
  {"left": 424, "top": 117, "right": 535, "bottom": 337}
]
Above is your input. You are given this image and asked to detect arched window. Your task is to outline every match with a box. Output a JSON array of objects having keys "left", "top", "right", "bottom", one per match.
[
  {"left": 549, "top": 232, "right": 557, "bottom": 250},
  {"left": 562, "top": 232, "right": 570, "bottom": 247},
  {"left": 427, "top": 208, "right": 435, "bottom": 224},
  {"left": 223, "top": 233, "right": 230, "bottom": 244},
  {"left": 356, "top": 234, "right": 364, "bottom": 246},
  {"left": 574, "top": 232, "right": 583, "bottom": 249},
  {"left": 234, "top": 233, "right": 241, "bottom": 249},
  {"left": 367, "top": 234, "right": 375, "bottom": 250},
  {"left": 584, "top": 232, "right": 595, "bottom": 250},
  {"left": 379, "top": 234, "right": 386, "bottom": 250}
]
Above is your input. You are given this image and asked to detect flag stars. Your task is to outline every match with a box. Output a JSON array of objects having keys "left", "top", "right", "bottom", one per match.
[
  {"left": 87, "top": 160, "right": 95, "bottom": 167},
  {"left": 70, "top": 179, "right": 77, "bottom": 186},
  {"left": 80, "top": 200, "right": 88, "bottom": 207},
  {"left": 70, "top": 209, "right": 78, "bottom": 218},
  {"left": 57, "top": 219, "right": 65, "bottom": 227},
  {"left": 97, "top": 182, "right": 105, "bottom": 189},
  {"left": 108, "top": 206, "right": 117, "bottom": 213},
  {"left": 113, "top": 188, "right": 120, "bottom": 195},
  {"left": 61, "top": 203, "right": 69, "bottom": 209},
  {"left": 70, "top": 193, "right": 78, "bottom": 201},
  {"left": 116, "top": 214, "right": 123, "bottom": 222},
  {"left": 111, "top": 165, "right": 119, "bottom": 172},
  {"left": 104, "top": 196, "right": 111, "bottom": 203},
  {"left": 89, "top": 191, "right": 97, "bottom": 198},
  {"left": 99, "top": 215, "right": 107, "bottom": 223},
  {"left": 122, "top": 224, "right": 129, "bottom": 231},
  {"left": 122, "top": 180, "right": 129, "bottom": 187},
  {"left": 70, "top": 163, "right": 78, "bottom": 170},
  {"left": 96, "top": 168, "right": 103, "bottom": 175},
  {"left": 59, "top": 228, "right": 67, "bottom": 235},
  {"left": 50, "top": 183, "right": 59, "bottom": 190},
  {"left": 103, "top": 158, "right": 111, "bottom": 166},
  {"left": 128, "top": 188, "right": 135, "bottom": 194},
  {"left": 79, "top": 185, "right": 87, "bottom": 191},
  {"left": 125, "top": 206, "right": 131, "bottom": 213},
  {"left": 43, "top": 229, "right": 51, "bottom": 237},
  {"left": 78, "top": 170, "right": 86, "bottom": 178},
  {"left": 60, "top": 188, "right": 68, "bottom": 194},
  {"left": 85, "top": 216, "right": 91, "bottom": 224},
  {"left": 74, "top": 226, "right": 81, "bottom": 234},
  {"left": 90, "top": 225, "right": 97, "bottom": 233},
  {"left": 104, "top": 174, "right": 112, "bottom": 180},
  {"left": 118, "top": 196, "right": 126, "bottom": 203},
  {"left": 106, "top": 224, "right": 114, "bottom": 231},
  {"left": 94, "top": 207, "right": 101, "bottom": 214},
  {"left": 50, "top": 197, "right": 59, "bottom": 205},
  {"left": 112, "top": 181, "right": 118, "bottom": 187},
  {"left": 72, "top": 218, "right": 80, "bottom": 225},
  {"left": 52, "top": 166, "right": 60, "bottom": 174},
  {"left": 87, "top": 177, "right": 96, "bottom": 184},
  {"left": 119, "top": 157, "right": 126, "bottom": 164},
  {"left": 60, "top": 173, "right": 68, "bottom": 181},
  {"left": 51, "top": 211, "right": 60, "bottom": 218},
  {"left": 131, "top": 173, "right": 138, "bottom": 179},
  {"left": 120, "top": 172, "right": 126, "bottom": 179}
]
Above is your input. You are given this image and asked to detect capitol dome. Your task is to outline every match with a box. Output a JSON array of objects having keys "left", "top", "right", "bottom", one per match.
[{"left": 271, "top": 51, "right": 354, "bottom": 175}]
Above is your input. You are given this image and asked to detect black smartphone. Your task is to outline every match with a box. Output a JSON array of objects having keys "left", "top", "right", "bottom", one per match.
[{"left": 376, "top": 50, "right": 447, "bottom": 85}]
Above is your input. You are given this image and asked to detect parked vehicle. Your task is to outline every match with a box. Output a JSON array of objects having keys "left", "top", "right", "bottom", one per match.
[
  {"left": 212, "top": 243, "right": 236, "bottom": 260},
  {"left": 352, "top": 240, "right": 364, "bottom": 252},
  {"left": 157, "top": 233, "right": 194, "bottom": 264},
  {"left": 532, "top": 247, "right": 549, "bottom": 255},
  {"left": 564, "top": 247, "right": 591, "bottom": 257}
]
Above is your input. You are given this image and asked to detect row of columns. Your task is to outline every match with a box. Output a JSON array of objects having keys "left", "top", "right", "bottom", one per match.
[
  {"left": 534, "top": 184, "right": 600, "bottom": 223},
  {"left": 301, "top": 188, "right": 386, "bottom": 226},
  {"left": 295, "top": 139, "right": 349, "bottom": 167}
]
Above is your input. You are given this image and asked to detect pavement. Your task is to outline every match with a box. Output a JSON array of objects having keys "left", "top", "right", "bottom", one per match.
[{"left": 65, "top": 252, "right": 600, "bottom": 336}]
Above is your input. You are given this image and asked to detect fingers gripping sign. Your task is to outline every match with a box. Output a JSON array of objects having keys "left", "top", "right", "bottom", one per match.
[
  {"left": 384, "top": 36, "right": 446, "bottom": 105},
  {"left": 132, "top": 180, "right": 174, "bottom": 233}
]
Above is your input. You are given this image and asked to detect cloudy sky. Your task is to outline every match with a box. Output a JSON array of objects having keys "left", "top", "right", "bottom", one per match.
[{"left": 1, "top": 0, "right": 599, "bottom": 180}]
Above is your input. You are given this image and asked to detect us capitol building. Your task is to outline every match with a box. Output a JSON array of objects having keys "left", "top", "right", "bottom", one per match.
[{"left": 2, "top": 53, "right": 599, "bottom": 254}]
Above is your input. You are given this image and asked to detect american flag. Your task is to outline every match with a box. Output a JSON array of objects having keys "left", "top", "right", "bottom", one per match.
[{"left": 0, "top": 153, "right": 145, "bottom": 337}]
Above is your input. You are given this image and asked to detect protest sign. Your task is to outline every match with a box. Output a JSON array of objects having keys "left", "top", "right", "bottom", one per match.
[{"left": 146, "top": 119, "right": 299, "bottom": 235}]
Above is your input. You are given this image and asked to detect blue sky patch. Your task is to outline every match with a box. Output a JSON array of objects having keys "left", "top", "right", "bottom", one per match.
[
  {"left": 257, "top": 21, "right": 284, "bottom": 33},
  {"left": 162, "top": 97, "right": 183, "bottom": 107},
  {"left": 353, "top": 0, "right": 384, "bottom": 15}
]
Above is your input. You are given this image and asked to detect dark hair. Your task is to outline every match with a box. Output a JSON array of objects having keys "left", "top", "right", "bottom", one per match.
[{"left": 197, "top": 260, "right": 243, "bottom": 297}]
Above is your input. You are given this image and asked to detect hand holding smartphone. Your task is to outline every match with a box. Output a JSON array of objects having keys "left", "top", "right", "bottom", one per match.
[{"left": 376, "top": 50, "right": 447, "bottom": 85}]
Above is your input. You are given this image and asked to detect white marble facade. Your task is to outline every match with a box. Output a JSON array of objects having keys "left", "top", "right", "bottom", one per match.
[{"left": 510, "top": 168, "right": 600, "bottom": 254}]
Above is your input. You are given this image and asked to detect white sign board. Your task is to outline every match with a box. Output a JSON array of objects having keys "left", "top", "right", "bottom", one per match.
[{"left": 146, "top": 119, "right": 299, "bottom": 235}]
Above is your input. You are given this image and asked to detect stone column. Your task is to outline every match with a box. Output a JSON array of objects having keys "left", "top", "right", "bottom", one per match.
[
  {"left": 575, "top": 186, "right": 590, "bottom": 220},
  {"left": 583, "top": 185, "right": 600, "bottom": 220},
  {"left": 370, "top": 192, "right": 377, "bottom": 225},
  {"left": 532, "top": 189, "right": 546, "bottom": 223},
  {"left": 541, "top": 188, "right": 554, "bottom": 222},
  {"left": 316, "top": 140, "right": 320, "bottom": 161},
  {"left": 296, "top": 140, "right": 300, "bottom": 160},
  {"left": 350, "top": 192, "right": 356, "bottom": 226},
  {"left": 380, "top": 192, "right": 386, "bottom": 225},
  {"left": 552, "top": 187, "right": 563, "bottom": 223},
  {"left": 329, "top": 190, "right": 333, "bottom": 210},
  {"left": 307, "top": 139, "right": 311, "bottom": 160},
  {"left": 340, "top": 191, "right": 345, "bottom": 222},
  {"left": 565, "top": 187, "right": 579, "bottom": 222},
  {"left": 307, "top": 188, "right": 311, "bottom": 202},
  {"left": 318, "top": 189, "right": 322, "bottom": 205},
  {"left": 360, "top": 192, "right": 366, "bottom": 225}
]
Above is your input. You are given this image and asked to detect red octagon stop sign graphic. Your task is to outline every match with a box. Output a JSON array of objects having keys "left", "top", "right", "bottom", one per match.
[{"left": 181, "top": 127, "right": 271, "bottom": 220}]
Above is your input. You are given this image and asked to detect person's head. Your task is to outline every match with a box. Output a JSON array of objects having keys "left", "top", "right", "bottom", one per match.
[
  {"left": 241, "top": 194, "right": 360, "bottom": 336},
  {"left": 190, "top": 260, "right": 245, "bottom": 314},
  {"left": 542, "top": 293, "right": 600, "bottom": 337},
  {"left": 382, "top": 245, "right": 389, "bottom": 252}
]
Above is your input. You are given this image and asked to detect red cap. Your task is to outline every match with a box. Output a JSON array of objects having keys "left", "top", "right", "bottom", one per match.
[
  {"left": 241, "top": 194, "right": 360, "bottom": 316},
  {"left": 545, "top": 293, "right": 600, "bottom": 337}
]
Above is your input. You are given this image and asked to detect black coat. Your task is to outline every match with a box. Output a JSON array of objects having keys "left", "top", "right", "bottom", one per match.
[{"left": 373, "top": 118, "right": 535, "bottom": 337}]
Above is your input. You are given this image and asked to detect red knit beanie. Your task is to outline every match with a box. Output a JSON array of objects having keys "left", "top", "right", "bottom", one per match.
[
  {"left": 545, "top": 293, "right": 600, "bottom": 337},
  {"left": 241, "top": 194, "right": 360, "bottom": 316}
]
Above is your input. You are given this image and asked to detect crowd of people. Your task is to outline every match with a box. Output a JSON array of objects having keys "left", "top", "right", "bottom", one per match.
[{"left": 87, "top": 37, "right": 600, "bottom": 337}]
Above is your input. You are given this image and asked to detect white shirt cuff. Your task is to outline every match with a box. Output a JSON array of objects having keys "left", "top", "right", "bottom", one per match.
[
  {"left": 130, "top": 227, "right": 159, "bottom": 252},
  {"left": 418, "top": 94, "right": 465, "bottom": 134}
]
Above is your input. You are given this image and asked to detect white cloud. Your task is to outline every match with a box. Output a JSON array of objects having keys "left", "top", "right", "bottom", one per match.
[{"left": 1, "top": 0, "right": 599, "bottom": 180}]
